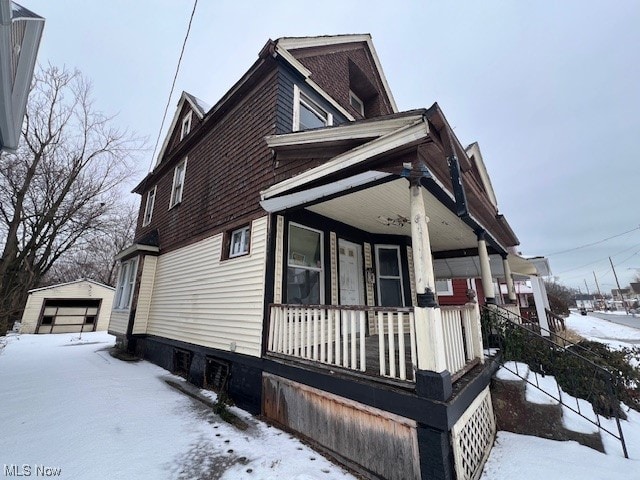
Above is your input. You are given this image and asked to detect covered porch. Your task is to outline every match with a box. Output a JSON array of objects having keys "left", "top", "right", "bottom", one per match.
[{"left": 260, "top": 107, "right": 536, "bottom": 397}]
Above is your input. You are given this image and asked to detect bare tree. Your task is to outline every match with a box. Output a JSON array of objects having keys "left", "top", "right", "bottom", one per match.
[
  {"left": 0, "top": 65, "right": 143, "bottom": 334},
  {"left": 42, "top": 202, "right": 138, "bottom": 287}
]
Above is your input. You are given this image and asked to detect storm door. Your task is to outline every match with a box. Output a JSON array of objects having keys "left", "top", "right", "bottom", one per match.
[{"left": 338, "top": 240, "right": 364, "bottom": 306}]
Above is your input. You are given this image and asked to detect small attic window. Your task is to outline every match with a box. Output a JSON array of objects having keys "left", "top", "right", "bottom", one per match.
[
  {"left": 293, "top": 85, "right": 333, "bottom": 132},
  {"left": 180, "top": 111, "right": 193, "bottom": 140},
  {"left": 349, "top": 90, "right": 364, "bottom": 116}
]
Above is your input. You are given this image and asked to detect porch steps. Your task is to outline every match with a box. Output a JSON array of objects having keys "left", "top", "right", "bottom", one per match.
[{"left": 490, "top": 362, "right": 605, "bottom": 453}]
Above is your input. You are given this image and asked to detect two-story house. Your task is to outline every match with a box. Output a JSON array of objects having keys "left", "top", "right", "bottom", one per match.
[{"left": 109, "top": 34, "right": 546, "bottom": 480}]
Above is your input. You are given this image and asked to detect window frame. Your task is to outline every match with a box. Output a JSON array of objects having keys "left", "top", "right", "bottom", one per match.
[
  {"left": 435, "top": 279, "right": 454, "bottom": 296},
  {"left": 374, "top": 245, "right": 405, "bottom": 307},
  {"left": 286, "top": 222, "right": 325, "bottom": 305},
  {"left": 169, "top": 158, "right": 187, "bottom": 208},
  {"left": 180, "top": 111, "right": 192, "bottom": 140},
  {"left": 114, "top": 258, "right": 137, "bottom": 310},
  {"left": 292, "top": 85, "right": 333, "bottom": 132},
  {"left": 349, "top": 90, "right": 365, "bottom": 116},
  {"left": 142, "top": 185, "right": 157, "bottom": 227},
  {"left": 228, "top": 225, "right": 251, "bottom": 258}
]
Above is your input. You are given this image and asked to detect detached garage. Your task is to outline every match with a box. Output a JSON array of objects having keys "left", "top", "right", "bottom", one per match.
[{"left": 20, "top": 279, "right": 115, "bottom": 334}]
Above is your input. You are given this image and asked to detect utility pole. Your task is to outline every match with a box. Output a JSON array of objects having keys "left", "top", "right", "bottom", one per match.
[
  {"left": 593, "top": 271, "right": 603, "bottom": 310},
  {"left": 583, "top": 279, "right": 591, "bottom": 295},
  {"left": 610, "top": 256, "right": 629, "bottom": 314}
]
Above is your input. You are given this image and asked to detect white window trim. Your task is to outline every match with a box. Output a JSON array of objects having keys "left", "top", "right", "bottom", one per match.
[
  {"left": 180, "top": 111, "right": 193, "bottom": 140},
  {"left": 292, "top": 85, "right": 333, "bottom": 132},
  {"left": 349, "top": 90, "right": 364, "bottom": 116},
  {"left": 374, "top": 245, "right": 405, "bottom": 307},
  {"left": 169, "top": 158, "right": 187, "bottom": 208},
  {"left": 142, "top": 186, "right": 157, "bottom": 227},
  {"left": 229, "top": 225, "right": 251, "bottom": 258},
  {"left": 287, "top": 222, "right": 325, "bottom": 304},
  {"left": 114, "top": 258, "right": 137, "bottom": 311},
  {"left": 435, "top": 279, "right": 454, "bottom": 296}
]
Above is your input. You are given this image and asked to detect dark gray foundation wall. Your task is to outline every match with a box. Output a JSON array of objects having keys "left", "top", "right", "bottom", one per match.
[{"left": 132, "top": 334, "right": 498, "bottom": 480}]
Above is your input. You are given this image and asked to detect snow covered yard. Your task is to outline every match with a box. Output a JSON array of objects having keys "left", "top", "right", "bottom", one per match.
[
  {"left": 481, "top": 312, "right": 640, "bottom": 480},
  {"left": 0, "top": 332, "right": 354, "bottom": 480}
]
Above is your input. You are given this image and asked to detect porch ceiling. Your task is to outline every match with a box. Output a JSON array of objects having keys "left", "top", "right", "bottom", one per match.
[{"left": 306, "top": 177, "right": 479, "bottom": 252}]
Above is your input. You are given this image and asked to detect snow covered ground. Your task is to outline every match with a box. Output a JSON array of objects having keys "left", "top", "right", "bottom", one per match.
[
  {"left": 0, "top": 332, "right": 354, "bottom": 480},
  {"left": 2, "top": 313, "right": 639, "bottom": 480},
  {"left": 481, "top": 312, "right": 640, "bottom": 480}
]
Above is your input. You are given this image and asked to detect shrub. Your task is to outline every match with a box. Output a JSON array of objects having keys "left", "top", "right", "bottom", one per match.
[{"left": 482, "top": 311, "right": 640, "bottom": 418}]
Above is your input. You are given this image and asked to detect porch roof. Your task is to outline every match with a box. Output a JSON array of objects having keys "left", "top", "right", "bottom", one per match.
[{"left": 261, "top": 105, "right": 520, "bottom": 254}]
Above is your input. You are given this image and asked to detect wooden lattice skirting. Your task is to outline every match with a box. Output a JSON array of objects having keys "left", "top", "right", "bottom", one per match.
[{"left": 451, "top": 386, "right": 496, "bottom": 480}]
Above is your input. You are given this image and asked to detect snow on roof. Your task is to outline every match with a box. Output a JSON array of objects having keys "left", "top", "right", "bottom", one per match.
[{"left": 10, "top": 1, "right": 43, "bottom": 20}]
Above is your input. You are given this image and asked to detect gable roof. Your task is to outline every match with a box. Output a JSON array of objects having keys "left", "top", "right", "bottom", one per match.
[
  {"left": 276, "top": 34, "right": 398, "bottom": 114},
  {"left": 28, "top": 278, "right": 115, "bottom": 294},
  {"left": 153, "top": 90, "right": 210, "bottom": 168}
]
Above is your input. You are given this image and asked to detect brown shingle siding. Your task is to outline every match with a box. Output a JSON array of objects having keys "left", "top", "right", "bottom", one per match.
[
  {"left": 134, "top": 69, "right": 280, "bottom": 254},
  {"left": 291, "top": 44, "right": 394, "bottom": 119}
]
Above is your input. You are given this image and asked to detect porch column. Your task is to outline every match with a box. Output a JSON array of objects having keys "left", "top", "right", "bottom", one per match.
[
  {"left": 502, "top": 254, "right": 517, "bottom": 304},
  {"left": 410, "top": 181, "right": 450, "bottom": 401},
  {"left": 477, "top": 230, "right": 496, "bottom": 304},
  {"left": 531, "top": 276, "right": 551, "bottom": 336}
]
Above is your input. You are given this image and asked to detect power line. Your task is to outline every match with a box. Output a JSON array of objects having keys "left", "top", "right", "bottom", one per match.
[
  {"left": 555, "top": 242, "right": 640, "bottom": 278},
  {"left": 148, "top": 0, "right": 199, "bottom": 172},
  {"left": 543, "top": 226, "right": 640, "bottom": 257}
]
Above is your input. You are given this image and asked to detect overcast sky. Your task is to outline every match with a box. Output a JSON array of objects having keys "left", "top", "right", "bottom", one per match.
[{"left": 23, "top": 0, "right": 640, "bottom": 292}]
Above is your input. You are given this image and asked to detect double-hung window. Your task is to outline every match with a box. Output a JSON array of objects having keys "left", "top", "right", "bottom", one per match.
[
  {"left": 375, "top": 245, "right": 405, "bottom": 307},
  {"left": 229, "top": 225, "right": 251, "bottom": 258},
  {"left": 114, "top": 258, "right": 137, "bottom": 310},
  {"left": 142, "top": 186, "right": 156, "bottom": 226},
  {"left": 293, "top": 85, "right": 332, "bottom": 132},
  {"left": 170, "top": 158, "right": 187, "bottom": 208},
  {"left": 287, "top": 223, "right": 323, "bottom": 305}
]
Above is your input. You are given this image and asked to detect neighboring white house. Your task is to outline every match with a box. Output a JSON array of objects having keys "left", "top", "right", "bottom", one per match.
[{"left": 20, "top": 279, "right": 114, "bottom": 334}]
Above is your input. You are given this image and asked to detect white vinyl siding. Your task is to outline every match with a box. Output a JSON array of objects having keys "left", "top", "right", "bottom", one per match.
[
  {"left": 109, "top": 311, "right": 129, "bottom": 335},
  {"left": 20, "top": 281, "right": 114, "bottom": 334},
  {"left": 132, "top": 256, "right": 158, "bottom": 335},
  {"left": 146, "top": 216, "right": 268, "bottom": 357}
]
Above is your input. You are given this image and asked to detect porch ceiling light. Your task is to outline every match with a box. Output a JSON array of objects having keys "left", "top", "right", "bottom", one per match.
[{"left": 376, "top": 215, "right": 409, "bottom": 228}]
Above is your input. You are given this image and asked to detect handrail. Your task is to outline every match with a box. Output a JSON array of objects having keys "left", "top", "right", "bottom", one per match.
[
  {"left": 482, "top": 305, "right": 628, "bottom": 458},
  {"left": 545, "top": 308, "right": 566, "bottom": 333},
  {"left": 489, "top": 304, "right": 610, "bottom": 366}
]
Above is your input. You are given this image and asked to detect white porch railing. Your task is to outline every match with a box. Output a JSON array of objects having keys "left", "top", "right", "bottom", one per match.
[
  {"left": 440, "top": 304, "right": 483, "bottom": 377},
  {"left": 268, "top": 304, "right": 417, "bottom": 381}
]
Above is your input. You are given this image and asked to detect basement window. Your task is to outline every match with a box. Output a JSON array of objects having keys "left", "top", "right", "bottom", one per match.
[
  {"left": 204, "top": 357, "right": 230, "bottom": 393},
  {"left": 173, "top": 348, "right": 192, "bottom": 379}
]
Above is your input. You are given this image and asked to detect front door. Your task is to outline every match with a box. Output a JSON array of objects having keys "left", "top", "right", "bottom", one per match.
[{"left": 338, "top": 240, "right": 364, "bottom": 306}]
